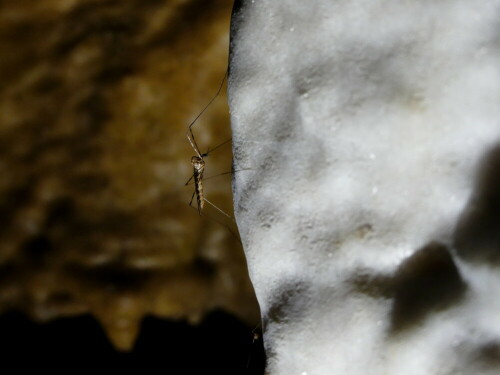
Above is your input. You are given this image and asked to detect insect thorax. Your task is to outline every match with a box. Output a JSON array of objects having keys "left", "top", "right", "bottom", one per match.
[{"left": 191, "top": 156, "right": 205, "bottom": 172}]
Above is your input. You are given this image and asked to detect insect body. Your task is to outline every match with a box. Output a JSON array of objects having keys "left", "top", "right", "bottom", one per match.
[
  {"left": 186, "top": 129, "right": 208, "bottom": 216},
  {"left": 186, "top": 138, "right": 232, "bottom": 219},
  {"left": 190, "top": 155, "right": 205, "bottom": 215},
  {"left": 185, "top": 70, "right": 230, "bottom": 217},
  {"left": 184, "top": 74, "right": 243, "bottom": 242}
]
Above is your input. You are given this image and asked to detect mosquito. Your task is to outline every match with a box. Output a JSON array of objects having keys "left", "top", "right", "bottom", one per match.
[
  {"left": 185, "top": 69, "right": 234, "bottom": 221},
  {"left": 246, "top": 323, "right": 263, "bottom": 369}
]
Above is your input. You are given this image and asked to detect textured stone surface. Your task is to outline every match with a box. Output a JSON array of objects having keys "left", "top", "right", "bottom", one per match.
[
  {"left": 229, "top": 1, "right": 500, "bottom": 374},
  {"left": 0, "top": 0, "right": 258, "bottom": 351}
]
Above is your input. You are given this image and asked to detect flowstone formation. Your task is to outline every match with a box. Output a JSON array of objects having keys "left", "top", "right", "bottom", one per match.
[
  {"left": 0, "top": 0, "right": 258, "bottom": 351},
  {"left": 229, "top": 1, "right": 500, "bottom": 374}
]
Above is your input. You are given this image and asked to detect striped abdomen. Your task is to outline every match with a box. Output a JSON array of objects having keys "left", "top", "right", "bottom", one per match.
[{"left": 191, "top": 156, "right": 205, "bottom": 215}]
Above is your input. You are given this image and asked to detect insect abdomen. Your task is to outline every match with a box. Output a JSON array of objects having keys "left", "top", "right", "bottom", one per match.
[
  {"left": 191, "top": 156, "right": 205, "bottom": 215},
  {"left": 194, "top": 169, "right": 204, "bottom": 215}
]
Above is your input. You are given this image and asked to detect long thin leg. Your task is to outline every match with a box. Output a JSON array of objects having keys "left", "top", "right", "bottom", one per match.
[
  {"left": 187, "top": 132, "right": 202, "bottom": 158},
  {"left": 187, "top": 70, "right": 228, "bottom": 134},
  {"left": 189, "top": 191, "right": 196, "bottom": 207},
  {"left": 188, "top": 204, "right": 242, "bottom": 244},
  {"left": 204, "top": 169, "right": 252, "bottom": 181},
  {"left": 186, "top": 69, "right": 228, "bottom": 158},
  {"left": 185, "top": 169, "right": 252, "bottom": 186},
  {"left": 201, "top": 137, "right": 232, "bottom": 157},
  {"left": 185, "top": 174, "right": 194, "bottom": 186},
  {"left": 204, "top": 197, "right": 233, "bottom": 220}
]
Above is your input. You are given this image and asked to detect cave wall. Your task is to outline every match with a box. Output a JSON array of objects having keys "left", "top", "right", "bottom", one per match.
[{"left": 229, "top": 1, "right": 500, "bottom": 374}]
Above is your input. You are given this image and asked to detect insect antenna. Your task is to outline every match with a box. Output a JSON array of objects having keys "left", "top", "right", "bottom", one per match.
[{"left": 201, "top": 137, "right": 232, "bottom": 158}]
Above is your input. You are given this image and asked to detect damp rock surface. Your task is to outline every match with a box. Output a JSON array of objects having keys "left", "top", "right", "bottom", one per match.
[
  {"left": 229, "top": 1, "right": 500, "bottom": 374},
  {"left": 0, "top": 0, "right": 258, "bottom": 351}
]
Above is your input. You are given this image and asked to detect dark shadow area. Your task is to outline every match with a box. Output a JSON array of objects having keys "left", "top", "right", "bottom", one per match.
[
  {"left": 475, "top": 341, "right": 500, "bottom": 367},
  {"left": 229, "top": 0, "right": 248, "bottom": 73},
  {"left": 0, "top": 310, "right": 265, "bottom": 374},
  {"left": 454, "top": 143, "right": 500, "bottom": 265},
  {"left": 264, "top": 279, "right": 311, "bottom": 330},
  {"left": 260, "top": 279, "right": 310, "bottom": 364},
  {"left": 351, "top": 242, "right": 467, "bottom": 334},
  {"left": 389, "top": 242, "right": 466, "bottom": 333}
]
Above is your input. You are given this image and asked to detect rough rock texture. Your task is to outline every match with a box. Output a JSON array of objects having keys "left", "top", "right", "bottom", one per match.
[
  {"left": 229, "top": 1, "right": 500, "bottom": 374},
  {"left": 0, "top": 0, "right": 258, "bottom": 351}
]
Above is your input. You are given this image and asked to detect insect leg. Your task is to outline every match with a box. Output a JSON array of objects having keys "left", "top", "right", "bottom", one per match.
[
  {"left": 186, "top": 69, "right": 228, "bottom": 158},
  {"left": 185, "top": 174, "right": 194, "bottom": 186},
  {"left": 186, "top": 131, "right": 202, "bottom": 159},
  {"left": 204, "top": 197, "right": 232, "bottom": 220},
  {"left": 198, "top": 207, "right": 242, "bottom": 245},
  {"left": 189, "top": 191, "right": 196, "bottom": 207},
  {"left": 185, "top": 169, "right": 252, "bottom": 186},
  {"left": 201, "top": 137, "right": 232, "bottom": 157}
]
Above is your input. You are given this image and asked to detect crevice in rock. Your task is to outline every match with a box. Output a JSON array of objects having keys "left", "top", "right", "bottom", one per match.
[
  {"left": 454, "top": 143, "right": 500, "bottom": 265},
  {"left": 350, "top": 242, "right": 467, "bottom": 334}
]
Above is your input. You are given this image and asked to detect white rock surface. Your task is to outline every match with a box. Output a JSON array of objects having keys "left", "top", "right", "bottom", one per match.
[{"left": 228, "top": 1, "right": 500, "bottom": 374}]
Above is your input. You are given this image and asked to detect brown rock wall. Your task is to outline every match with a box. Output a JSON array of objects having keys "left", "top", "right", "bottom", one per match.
[{"left": 0, "top": 0, "right": 258, "bottom": 351}]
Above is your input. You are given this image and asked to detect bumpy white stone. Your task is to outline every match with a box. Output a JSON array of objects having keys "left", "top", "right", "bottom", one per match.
[{"left": 229, "top": 1, "right": 500, "bottom": 374}]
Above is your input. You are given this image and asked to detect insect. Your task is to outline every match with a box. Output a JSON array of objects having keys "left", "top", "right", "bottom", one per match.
[
  {"left": 185, "top": 137, "right": 232, "bottom": 218},
  {"left": 246, "top": 323, "right": 263, "bottom": 369},
  {"left": 185, "top": 69, "right": 233, "bottom": 220}
]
